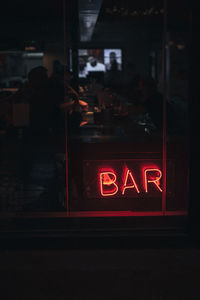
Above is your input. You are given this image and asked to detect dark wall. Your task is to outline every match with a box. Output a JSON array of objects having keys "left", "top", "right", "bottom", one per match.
[{"left": 88, "top": 19, "right": 163, "bottom": 77}]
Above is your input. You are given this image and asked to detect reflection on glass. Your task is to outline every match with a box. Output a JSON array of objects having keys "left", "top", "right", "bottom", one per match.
[
  {"left": 0, "top": 1, "right": 66, "bottom": 212},
  {"left": 67, "top": 0, "right": 166, "bottom": 216},
  {"left": 0, "top": 0, "right": 190, "bottom": 218}
]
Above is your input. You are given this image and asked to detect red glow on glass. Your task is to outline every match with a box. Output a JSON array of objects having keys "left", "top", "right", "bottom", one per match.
[
  {"left": 144, "top": 168, "right": 163, "bottom": 193},
  {"left": 99, "top": 171, "right": 119, "bottom": 197},
  {"left": 69, "top": 210, "right": 188, "bottom": 218},
  {"left": 122, "top": 168, "right": 140, "bottom": 195}
]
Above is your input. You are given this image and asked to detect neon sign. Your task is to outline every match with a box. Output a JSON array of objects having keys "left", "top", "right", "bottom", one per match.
[
  {"left": 83, "top": 158, "right": 175, "bottom": 200},
  {"left": 99, "top": 167, "right": 162, "bottom": 197},
  {"left": 79, "top": 159, "right": 188, "bottom": 214}
]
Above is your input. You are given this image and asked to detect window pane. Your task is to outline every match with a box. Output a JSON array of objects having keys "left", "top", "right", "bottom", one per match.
[
  {"left": 0, "top": 0, "right": 190, "bottom": 221},
  {"left": 165, "top": 0, "right": 189, "bottom": 214},
  {"left": 67, "top": 0, "right": 166, "bottom": 216},
  {"left": 0, "top": 1, "right": 66, "bottom": 212}
]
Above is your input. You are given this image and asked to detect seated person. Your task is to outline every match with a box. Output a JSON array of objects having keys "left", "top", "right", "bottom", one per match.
[
  {"left": 49, "top": 66, "right": 88, "bottom": 111},
  {"left": 86, "top": 56, "right": 106, "bottom": 72},
  {"left": 78, "top": 57, "right": 88, "bottom": 78},
  {"left": 138, "top": 77, "right": 163, "bottom": 129},
  {"left": 126, "top": 77, "right": 178, "bottom": 133},
  {"left": 1, "top": 66, "right": 55, "bottom": 134},
  {"left": 48, "top": 66, "right": 88, "bottom": 131},
  {"left": 53, "top": 69, "right": 88, "bottom": 131},
  {"left": 26, "top": 66, "right": 56, "bottom": 134}
]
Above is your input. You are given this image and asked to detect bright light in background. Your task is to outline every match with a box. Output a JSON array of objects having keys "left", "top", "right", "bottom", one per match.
[
  {"left": 25, "top": 46, "right": 36, "bottom": 51},
  {"left": 22, "top": 53, "right": 44, "bottom": 58}
]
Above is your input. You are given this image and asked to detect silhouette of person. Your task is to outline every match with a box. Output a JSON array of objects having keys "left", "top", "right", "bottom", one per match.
[
  {"left": 138, "top": 77, "right": 177, "bottom": 132},
  {"left": 5, "top": 66, "right": 56, "bottom": 135},
  {"left": 27, "top": 66, "right": 56, "bottom": 134},
  {"left": 106, "top": 51, "right": 121, "bottom": 71},
  {"left": 49, "top": 66, "right": 88, "bottom": 133},
  {"left": 78, "top": 57, "right": 88, "bottom": 78}
]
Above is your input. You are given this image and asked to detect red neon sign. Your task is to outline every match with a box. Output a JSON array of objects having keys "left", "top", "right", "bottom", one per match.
[
  {"left": 81, "top": 159, "right": 186, "bottom": 214},
  {"left": 99, "top": 167, "right": 163, "bottom": 197}
]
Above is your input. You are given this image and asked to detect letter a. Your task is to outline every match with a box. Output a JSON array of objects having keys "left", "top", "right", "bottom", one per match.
[{"left": 122, "top": 169, "right": 140, "bottom": 195}]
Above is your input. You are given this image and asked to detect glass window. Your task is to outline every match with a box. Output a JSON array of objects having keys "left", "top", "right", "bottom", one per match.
[
  {"left": 165, "top": 0, "right": 190, "bottom": 214},
  {"left": 0, "top": 1, "right": 66, "bottom": 213},
  {"left": 0, "top": 0, "right": 190, "bottom": 230},
  {"left": 64, "top": 0, "right": 189, "bottom": 220}
]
